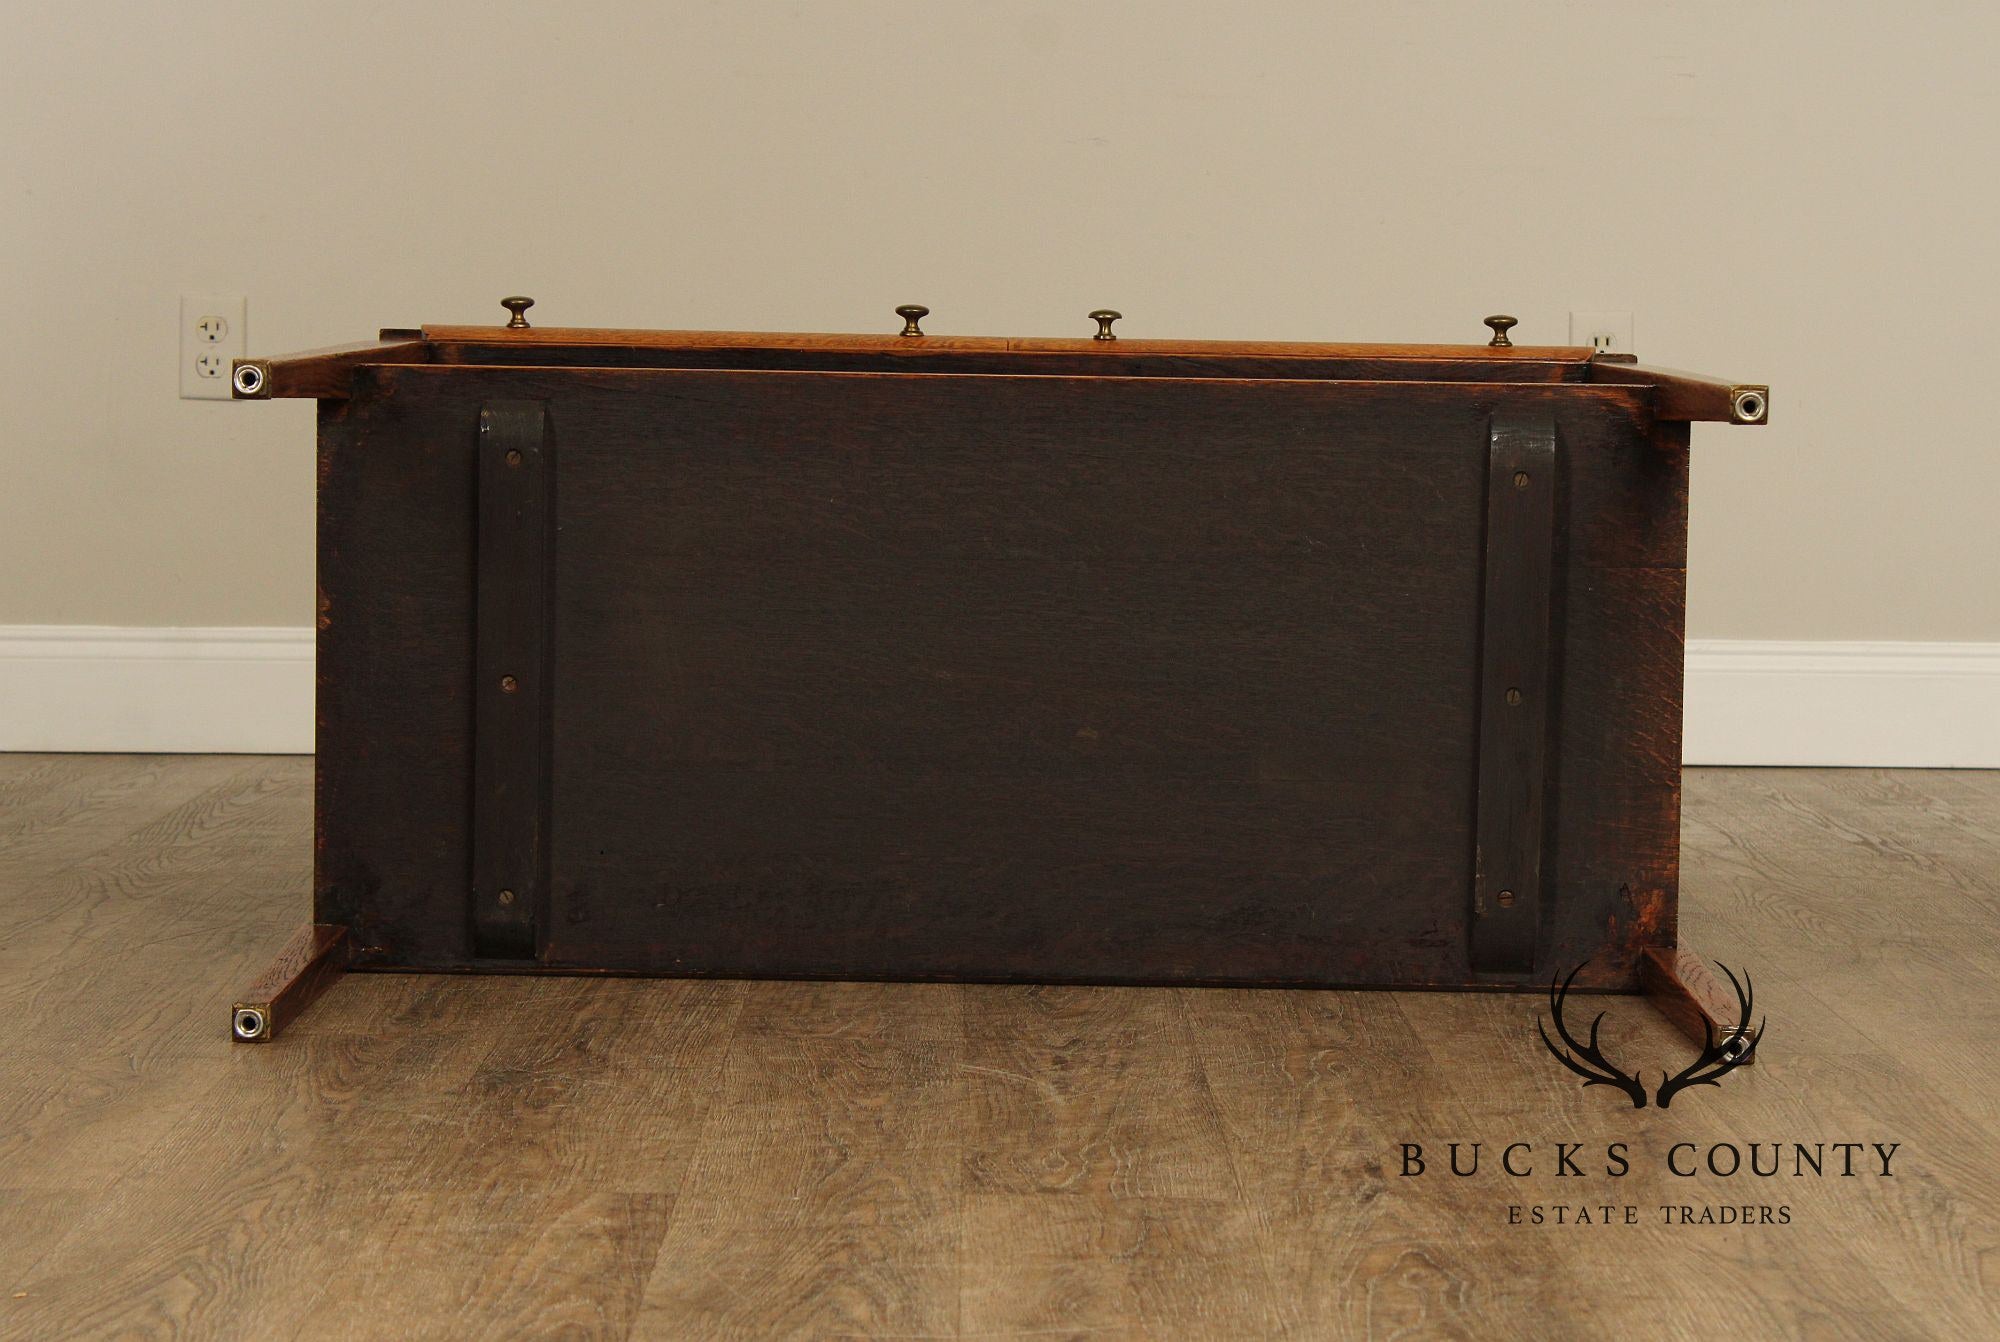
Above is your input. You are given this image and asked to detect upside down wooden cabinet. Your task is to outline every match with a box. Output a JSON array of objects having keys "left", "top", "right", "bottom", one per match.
[{"left": 224, "top": 306, "right": 1768, "bottom": 1049}]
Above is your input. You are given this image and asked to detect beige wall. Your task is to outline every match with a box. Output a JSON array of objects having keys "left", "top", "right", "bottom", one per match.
[{"left": 4, "top": 2, "right": 1994, "bottom": 638}]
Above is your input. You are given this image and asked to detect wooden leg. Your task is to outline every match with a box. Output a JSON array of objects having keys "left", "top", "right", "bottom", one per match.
[
  {"left": 231, "top": 924, "right": 351, "bottom": 1043},
  {"left": 1640, "top": 946, "right": 1761, "bottom": 1066}
]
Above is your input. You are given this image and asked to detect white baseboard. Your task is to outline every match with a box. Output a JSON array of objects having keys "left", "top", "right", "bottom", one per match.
[
  {"left": 1, "top": 628, "right": 1996, "bottom": 766},
  {"left": 1682, "top": 639, "right": 2000, "bottom": 767},
  {"left": 0, "top": 626, "right": 314, "bottom": 754}
]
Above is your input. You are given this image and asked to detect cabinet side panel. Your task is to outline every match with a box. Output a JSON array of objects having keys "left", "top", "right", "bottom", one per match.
[
  {"left": 1542, "top": 416, "right": 1688, "bottom": 988},
  {"left": 313, "top": 380, "right": 477, "bottom": 963}
]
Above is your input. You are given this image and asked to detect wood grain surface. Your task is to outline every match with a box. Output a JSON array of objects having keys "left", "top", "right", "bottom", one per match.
[
  {"left": 231, "top": 338, "right": 431, "bottom": 399},
  {"left": 316, "top": 366, "right": 1687, "bottom": 991},
  {"left": 0, "top": 754, "right": 1995, "bottom": 1339},
  {"left": 424, "top": 339, "right": 1592, "bottom": 387},
  {"left": 232, "top": 922, "right": 350, "bottom": 1041},
  {"left": 420, "top": 323, "right": 1597, "bottom": 363},
  {"left": 1587, "top": 361, "right": 1770, "bottom": 424}
]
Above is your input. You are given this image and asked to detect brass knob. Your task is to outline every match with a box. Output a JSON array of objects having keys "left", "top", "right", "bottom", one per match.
[
  {"left": 1484, "top": 314, "right": 1517, "bottom": 347},
  {"left": 501, "top": 296, "right": 535, "bottom": 329},
  {"left": 1089, "top": 309, "right": 1121, "bottom": 341},
  {"left": 895, "top": 304, "right": 929, "bottom": 337}
]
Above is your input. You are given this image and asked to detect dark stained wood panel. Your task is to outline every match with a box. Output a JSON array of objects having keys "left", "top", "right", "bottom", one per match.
[
  {"left": 557, "top": 557, "right": 1478, "bottom": 779},
  {"left": 1541, "top": 558, "right": 1688, "bottom": 982},
  {"left": 312, "top": 391, "right": 477, "bottom": 963},
  {"left": 314, "top": 365, "right": 1682, "bottom": 991},
  {"left": 428, "top": 341, "right": 1587, "bottom": 384},
  {"left": 552, "top": 774, "right": 1476, "bottom": 986},
  {"left": 541, "top": 374, "right": 1497, "bottom": 984}
]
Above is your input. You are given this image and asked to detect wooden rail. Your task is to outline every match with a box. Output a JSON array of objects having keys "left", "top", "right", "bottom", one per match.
[{"left": 227, "top": 325, "right": 1765, "bottom": 422}]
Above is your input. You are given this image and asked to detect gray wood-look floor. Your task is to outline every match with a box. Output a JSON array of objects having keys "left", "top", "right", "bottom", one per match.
[{"left": 0, "top": 756, "right": 1996, "bottom": 1340}]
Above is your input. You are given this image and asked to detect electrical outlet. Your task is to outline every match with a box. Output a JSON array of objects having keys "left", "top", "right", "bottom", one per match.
[
  {"left": 1568, "top": 309, "right": 1633, "bottom": 356},
  {"left": 181, "top": 294, "right": 246, "bottom": 399}
]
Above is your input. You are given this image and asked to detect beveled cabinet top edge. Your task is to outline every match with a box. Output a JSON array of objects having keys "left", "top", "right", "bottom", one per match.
[
  {"left": 418, "top": 324, "right": 1599, "bottom": 362},
  {"left": 355, "top": 360, "right": 1662, "bottom": 415}
]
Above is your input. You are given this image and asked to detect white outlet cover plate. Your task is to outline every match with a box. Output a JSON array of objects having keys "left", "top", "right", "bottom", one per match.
[
  {"left": 1568, "top": 309, "right": 1633, "bottom": 356},
  {"left": 181, "top": 293, "right": 246, "bottom": 400}
]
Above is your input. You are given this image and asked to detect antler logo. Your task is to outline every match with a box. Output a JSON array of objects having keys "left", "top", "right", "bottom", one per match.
[{"left": 1538, "top": 961, "right": 1763, "bottom": 1109}]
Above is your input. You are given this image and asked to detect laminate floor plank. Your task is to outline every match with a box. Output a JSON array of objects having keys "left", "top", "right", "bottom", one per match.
[
  {"left": 635, "top": 983, "right": 965, "bottom": 1341},
  {"left": 0, "top": 759, "right": 307, "bottom": 950},
  {"left": 0, "top": 762, "right": 311, "bottom": 1069},
  {"left": 1183, "top": 986, "right": 1552, "bottom": 1339},
  {"left": 1684, "top": 768, "right": 2000, "bottom": 926},
  {"left": 1, "top": 1042, "right": 385, "bottom": 1341},
  {"left": 959, "top": 982, "right": 1242, "bottom": 1200},
  {"left": 0, "top": 753, "right": 167, "bottom": 854},
  {"left": 0, "top": 754, "right": 242, "bottom": 850},
  {"left": 0, "top": 755, "right": 273, "bottom": 896},
  {"left": 0, "top": 756, "right": 1996, "bottom": 1340},
  {"left": 1683, "top": 770, "right": 2000, "bottom": 1113},
  {"left": 1413, "top": 989, "right": 1939, "bottom": 1341}
]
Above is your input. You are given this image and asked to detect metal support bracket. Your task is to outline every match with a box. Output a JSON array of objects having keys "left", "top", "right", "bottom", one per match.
[
  {"left": 1469, "top": 411, "right": 1558, "bottom": 975},
  {"left": 471, "top": 401, "right": 553, "bottom": 959}
]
